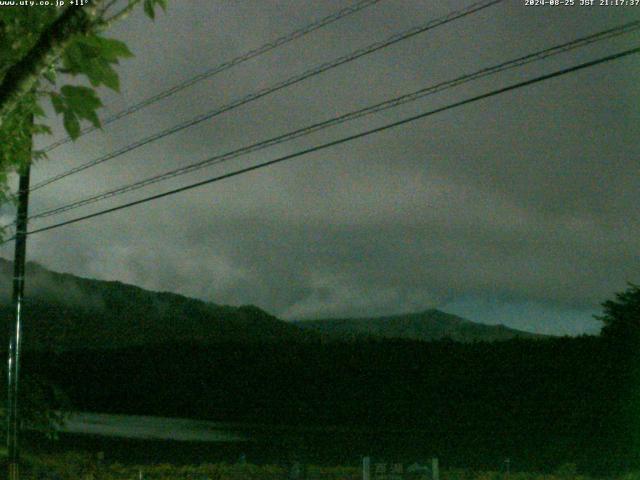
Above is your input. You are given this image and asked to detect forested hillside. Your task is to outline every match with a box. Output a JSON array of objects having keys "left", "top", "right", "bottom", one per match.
[{"left": 294, "top": 310, "right": 544, "bottom": 342}]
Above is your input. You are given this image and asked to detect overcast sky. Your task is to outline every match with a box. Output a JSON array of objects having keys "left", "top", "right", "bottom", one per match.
[{"left": 2, "top": 0, "right": 638, "bottom": 335}]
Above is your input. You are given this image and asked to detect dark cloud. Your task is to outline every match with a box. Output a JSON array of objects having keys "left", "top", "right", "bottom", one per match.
[{"left": 4, "top": 0, "right": 637, "bottom": 334}]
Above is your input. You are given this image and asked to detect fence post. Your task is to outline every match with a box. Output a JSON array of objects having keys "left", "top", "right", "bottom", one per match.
[
  {"left": 363, "top": 456, "right": 371, "bottom": 480},
  {"left": 432, "top": 458, "right": 439, "bottom": 480}
]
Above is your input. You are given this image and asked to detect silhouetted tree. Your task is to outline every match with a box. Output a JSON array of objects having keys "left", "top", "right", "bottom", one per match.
[{"left": 597, "top": 283, "right": 640, "bottom": 343}]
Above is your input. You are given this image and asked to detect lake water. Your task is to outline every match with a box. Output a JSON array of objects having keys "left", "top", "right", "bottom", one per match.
[
  {"left": 47, "top": 412, "right": 425, "bottom": 466},
  {"left": 60, "top": 412, "right": 250, "bottom": 442}
]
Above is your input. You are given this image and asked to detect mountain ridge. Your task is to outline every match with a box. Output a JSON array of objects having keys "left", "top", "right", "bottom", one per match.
[
  {"left": 293, "top": 309, "right": 546, "bottom": 342},
  {"left": 0, "top": 258, "right": 547, "bottom": 350},
  {"left": 0, "top": 258, "right": 318, "bottom": 350}
]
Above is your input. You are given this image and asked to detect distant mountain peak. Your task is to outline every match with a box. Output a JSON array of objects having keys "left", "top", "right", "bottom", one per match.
[
  {"left": 0, "top": 259, "right": 546, "bottom": 349},
  {"left": 293, "top": 309, "right": 546, "bottom": 343}
]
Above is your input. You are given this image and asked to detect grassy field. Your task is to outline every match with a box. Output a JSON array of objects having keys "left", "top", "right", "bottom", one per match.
[{"left": 4, "top": 452, "right": 635, "bottom": 480}]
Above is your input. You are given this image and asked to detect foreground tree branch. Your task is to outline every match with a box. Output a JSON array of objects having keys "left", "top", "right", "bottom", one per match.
[
  {"left": 0, "top": 1, "right": 105, "bottom": 126},
  {"left": 98, "top": 0, "right": 143, "bottom": 30}
]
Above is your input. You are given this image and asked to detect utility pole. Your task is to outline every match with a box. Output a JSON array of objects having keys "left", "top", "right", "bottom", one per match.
[
  {"left": 6, "top": 126, "right": 32, "bottom": 480},
  {"left": 362, "top": 456, "right": 371, "bottom": 480}
]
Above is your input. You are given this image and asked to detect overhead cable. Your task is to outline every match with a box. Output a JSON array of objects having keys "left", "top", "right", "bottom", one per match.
[
  {"left": 8, "top": 45, "right": 638, "bottom": 242},
  {"left": 30, "top": 0, "right": 503, "bottom": 191},
  {"left": 24, "top": 19, "right": 640, "bottom": 223},
  {"left": 40, "top": 0, "right": 385, "bottom": 153}
]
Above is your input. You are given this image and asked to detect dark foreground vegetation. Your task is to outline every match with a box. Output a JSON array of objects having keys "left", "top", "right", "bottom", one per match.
[
  {"left": 2, "top": 269, "right": 638, "bottom": 475},
  {"left": 14, "top": 333, "right": 640, "bottom": 475},
  {"left": 9, "top": 453, "right": 633, "bottom": 480}
]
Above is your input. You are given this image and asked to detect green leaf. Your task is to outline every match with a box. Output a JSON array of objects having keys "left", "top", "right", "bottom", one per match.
[
  {"left": 61, "top": 39, "right": 85, "bottom": 73},
  {"left": 143, "top": 0, "right": 168, "bottom": 19},
  {"left": 43, "top": 67, "right": 56, "bottom": 85},
  {"left": 32, "top": 102, "right": 46, "bottom": 118},
  {"left": 81, "top": 112, "right": 100, "bottom": 129},
  {"left": 59, "top": 85, "right": 102, "bottom": 127},
  {"left": 81, "top": 59, "right": 107, "bottom": 87},
  {"left": 144, "top": 0, "right": 156, "bottom": 19},
  {"left": 33, "top": 124, "right": 52, "bottom": 136},
  {"left": 97, "top": 37, "right": 133, "bottom": 62},
  {"left": 79, "top": 35, "right": 132, "bottom": 62},
  {"left": 83, "top": 108, "right": 101, "bottom": 129},
  {"left": 50, "top": 93, "right": 65, "bottom": 114},
  {"left": 60, "top": 85, "right": 102, "bottom": 111},
  {"left": 90, "top": 61, "right": 120, "bottom": 92},
  {"left": 50, "top": 87, "right": 103, "bottom": 138},
  {"left": 62, "top": 111, "right": 80, "bottom": 140},
  {"left": 61, "top": 34, "right": 132, "bottom": 91},
  {"left": 76, "top": 38, "right": 102, "bottom": 60},
  {"left": 32, "top": 150, "right": 49, "bottom": 162}
]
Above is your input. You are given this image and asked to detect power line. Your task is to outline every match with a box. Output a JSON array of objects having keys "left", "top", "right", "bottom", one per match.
[
  {"left": 7, "top": 45, "right": 638, "bottom": 243},
  {"left": 30, "top": 0, "right": 503, "bottom": 192},
  {"left": 33, "top": 0, "right": 500, "bottom": 190},
  {"left": 40, "top": 0, "right": 384, "bottom": 153},
  {"left": 23, "top": 19, "right": 640, "bottom": 223}
]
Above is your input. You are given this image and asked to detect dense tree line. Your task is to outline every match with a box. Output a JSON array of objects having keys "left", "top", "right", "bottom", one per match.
[
  {"left": 6, "top": 284, "right": 638, "bottom": 473},
  {"left": 15, "top": 333, "right": 638, "bottom": 474}
]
